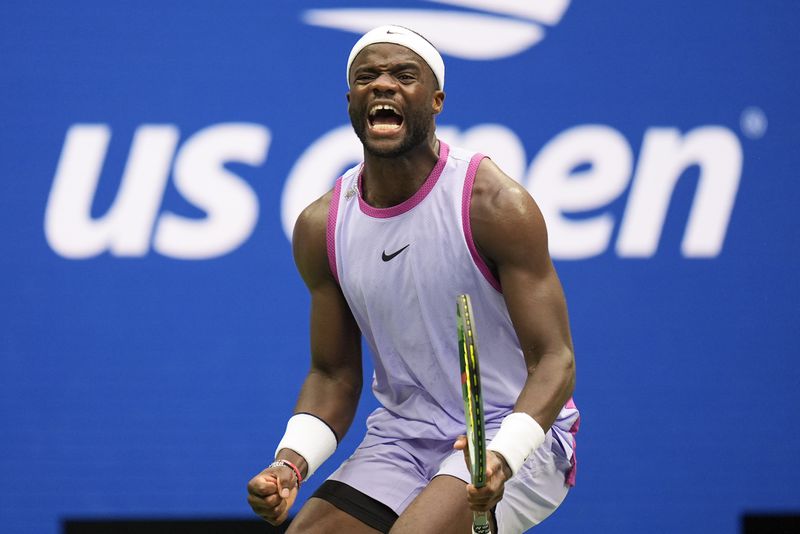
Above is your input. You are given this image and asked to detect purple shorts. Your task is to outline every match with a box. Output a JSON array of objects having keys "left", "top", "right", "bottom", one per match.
[{"left": 327, "top": 428, "right": 571, "bottom": 533}]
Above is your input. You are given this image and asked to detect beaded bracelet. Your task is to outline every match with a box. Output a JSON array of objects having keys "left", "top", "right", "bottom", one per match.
[{"left": 268, "top": 459, "right": 303, "bottom": 489}]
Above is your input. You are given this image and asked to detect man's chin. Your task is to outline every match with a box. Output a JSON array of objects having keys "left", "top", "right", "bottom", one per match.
[
  {"left": 363, "top": 136, "right": 409, "bottom": 158},
  {"left": 352, "top": 119, "right": 430, "bottom": 159}
]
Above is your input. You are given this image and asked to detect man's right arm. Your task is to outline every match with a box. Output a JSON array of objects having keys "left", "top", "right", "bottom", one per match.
[
  {"left": 247, "top": 191, "right": 362, "bottom": 524},
  {"left": 280, "top": 190, "right": 363, "bottom": 476}
]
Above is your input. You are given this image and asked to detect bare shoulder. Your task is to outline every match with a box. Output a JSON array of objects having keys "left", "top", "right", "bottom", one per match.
[
  {"left": 472, "top": 157, "right": 535, "bottom": 214},
  {"left": 471, "top": 158, "right": 550, "bottom": 267},
  {"left": 292, "top": 190, "right": 335, "bottom": 288}
]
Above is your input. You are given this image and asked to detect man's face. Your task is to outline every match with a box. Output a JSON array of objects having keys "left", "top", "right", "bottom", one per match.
[{"left": 347, "top": 43, "right": 444, "bottom": 158}]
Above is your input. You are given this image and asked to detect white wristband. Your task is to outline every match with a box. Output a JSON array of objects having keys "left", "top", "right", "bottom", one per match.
[
  {"left": 486, "top": 412, "right": 546, "bottom": 477},
  {"left": 275, "top": 413, "right": 338, "bottom": 480}
]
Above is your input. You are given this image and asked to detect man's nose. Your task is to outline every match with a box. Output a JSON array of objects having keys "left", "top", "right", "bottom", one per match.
[{"left": 371, "top": 72, "right": 397, "bottom": 93}]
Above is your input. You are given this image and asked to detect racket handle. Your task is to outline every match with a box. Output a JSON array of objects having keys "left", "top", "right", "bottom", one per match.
[{"left": 472, "top": 511, "right": 491, "bottom": 534}]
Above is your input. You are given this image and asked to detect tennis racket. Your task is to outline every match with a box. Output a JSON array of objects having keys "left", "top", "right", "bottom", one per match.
[{"left": 457, "top": 294, "right": 491, "bottom": 534}]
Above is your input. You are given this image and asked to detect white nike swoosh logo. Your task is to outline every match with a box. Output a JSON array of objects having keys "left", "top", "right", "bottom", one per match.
[{"left": 302, "top": 1, "right": 570, "bottom": 60}]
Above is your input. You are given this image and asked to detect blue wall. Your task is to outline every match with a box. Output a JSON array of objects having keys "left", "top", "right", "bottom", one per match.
[{"left": 1, "top": 1, "right": 798, "bottom": 532}]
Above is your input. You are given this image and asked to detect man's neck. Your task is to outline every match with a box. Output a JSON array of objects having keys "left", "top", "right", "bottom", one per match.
[{"left": 360, "top": 138, "right": 440, "bottom": 208}]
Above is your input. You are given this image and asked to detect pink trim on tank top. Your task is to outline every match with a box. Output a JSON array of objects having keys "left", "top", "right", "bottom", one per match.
[
  {"left": 461, "top": 153, "right": 502, "bottom": 292},
  {"left": 356, "top": 141, "right": 450, "bottom": 218},
  {"left": 326, "top": 178, "right": 343, "bottom": 284}
]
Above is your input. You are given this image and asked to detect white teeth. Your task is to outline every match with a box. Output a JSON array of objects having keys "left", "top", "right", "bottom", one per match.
[
  {"left": 369, "top": 104, "right": 400, "bottom": 117},
  {"left": 372, "top": 123, "right": 401, "bottom": 131}
]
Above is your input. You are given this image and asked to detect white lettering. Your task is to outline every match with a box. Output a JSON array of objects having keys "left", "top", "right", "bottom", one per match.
[
  {"left": 154, "top": 123, "right": 269, "bottom": 259},
  {"left": 527, "top": 125, "right": 633, "bottom": 259},
  {"left": 50, "top": 121, "right": 743, "bottom": 261},
  {"left": 45, "top": 124, "right": 178, "bottom": 258},
  {"left": 616, "top": 127, "right": 743, "bottom": 257}
]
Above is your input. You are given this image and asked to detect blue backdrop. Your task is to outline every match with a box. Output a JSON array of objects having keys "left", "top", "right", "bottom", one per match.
[{"left": 2, "top": 1, "right": 799, "bottom": 532}]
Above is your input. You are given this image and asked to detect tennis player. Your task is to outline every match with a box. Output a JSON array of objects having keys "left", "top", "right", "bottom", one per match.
[{"left": 247, "top": 25, "right": 579, "bottom": 533}]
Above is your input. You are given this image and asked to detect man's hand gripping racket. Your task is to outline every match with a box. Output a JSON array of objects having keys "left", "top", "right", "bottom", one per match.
[{"left": 457, "top": 294, "right": 492, "bottom": 534}]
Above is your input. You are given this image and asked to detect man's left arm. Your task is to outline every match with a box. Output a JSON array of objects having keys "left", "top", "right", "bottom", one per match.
[{"left": 459, "top": 157, "right": 575, "bottom": 512}]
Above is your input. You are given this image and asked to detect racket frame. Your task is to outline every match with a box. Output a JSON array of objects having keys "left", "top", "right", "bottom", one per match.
[{"left": 457, "top": 294, "right": 491, "bottom": 534}]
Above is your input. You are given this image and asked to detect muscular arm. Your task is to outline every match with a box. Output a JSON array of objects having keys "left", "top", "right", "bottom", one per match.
[
  {"left": 276, "top": 191, "right": 363, "bottom": 477},
  {"left": 471, "top": 159, "right": 575, "bottom": 431}
]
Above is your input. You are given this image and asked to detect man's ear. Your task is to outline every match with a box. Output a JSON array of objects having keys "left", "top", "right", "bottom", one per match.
[{"left": 432, "top": 90, "right": 445, "bottom": 115}]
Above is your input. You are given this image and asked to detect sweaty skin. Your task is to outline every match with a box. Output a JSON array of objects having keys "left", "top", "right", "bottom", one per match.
[{"left": 247, "top": 42, "right": 575, "bottom": 534}]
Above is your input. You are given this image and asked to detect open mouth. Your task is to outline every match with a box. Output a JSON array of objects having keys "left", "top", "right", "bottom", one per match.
[{"left": 368, "top": 104, "right": 404, "bottom": 132}]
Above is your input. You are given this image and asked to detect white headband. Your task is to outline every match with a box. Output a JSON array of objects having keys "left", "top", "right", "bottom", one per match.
[{"left": 346, "top": 25, "right": 445, "bottom": 90}]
